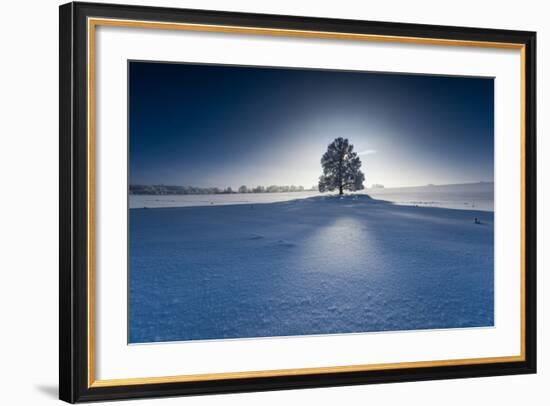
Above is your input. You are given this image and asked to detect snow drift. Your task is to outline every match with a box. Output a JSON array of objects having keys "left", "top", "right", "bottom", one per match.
[{"left": 129, "top": 195, "right": 494, "bottom": 344}]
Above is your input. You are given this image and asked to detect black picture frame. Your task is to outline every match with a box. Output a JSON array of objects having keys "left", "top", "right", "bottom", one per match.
[{"left": 60, "top": 1, "right": 536, "bottom": 403}]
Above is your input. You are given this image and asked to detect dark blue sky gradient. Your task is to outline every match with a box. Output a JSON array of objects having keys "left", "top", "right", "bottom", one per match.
[{"left": 129, "top": 61, "right": 494, "bottom": 188}]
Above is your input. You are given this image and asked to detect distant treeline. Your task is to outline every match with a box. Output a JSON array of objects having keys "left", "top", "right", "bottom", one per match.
[{"left": 130, "top": 184, "right": 318, "bottom": 195}]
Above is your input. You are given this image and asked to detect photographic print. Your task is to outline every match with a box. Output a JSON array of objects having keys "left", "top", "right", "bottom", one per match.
[{"left": 128, "top": 61, "right": 494, "bottom": 344}]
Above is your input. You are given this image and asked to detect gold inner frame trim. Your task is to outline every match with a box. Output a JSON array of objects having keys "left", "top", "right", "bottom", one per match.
[{"left": 87, "top": 17, "right": 527, "bottom": 388}]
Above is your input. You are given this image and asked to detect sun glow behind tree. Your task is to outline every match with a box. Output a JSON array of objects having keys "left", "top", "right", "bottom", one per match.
[{"left": 129, "top": 62, "right": 494, "bottom": 189}]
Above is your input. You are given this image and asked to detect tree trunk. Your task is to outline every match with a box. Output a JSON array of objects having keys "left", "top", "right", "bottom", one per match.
[{"left": 339, "top": 185, "right": 343, "bottom": 195}]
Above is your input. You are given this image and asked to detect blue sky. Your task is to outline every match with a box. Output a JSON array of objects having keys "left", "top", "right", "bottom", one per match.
[{"left": 129, "top": 61, "right": 494, "bottom": 189}]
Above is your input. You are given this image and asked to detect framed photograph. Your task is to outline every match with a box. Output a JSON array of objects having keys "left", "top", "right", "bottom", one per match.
[{"left": 59, "top": 2, "right": 536, "bottom": 403}]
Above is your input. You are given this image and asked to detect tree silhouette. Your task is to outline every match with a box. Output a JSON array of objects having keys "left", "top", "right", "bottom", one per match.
[{"left": 318, "top": 137, "right": 365, "bottom": 195}]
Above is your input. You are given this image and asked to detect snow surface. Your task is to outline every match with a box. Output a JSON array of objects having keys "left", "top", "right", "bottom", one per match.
[
  {"left": 366, "top": 182, "right": 494, "bottom": 212},
  {"left": 129, "top": 182, "right": 493, "bottom": 211},
  {"left": 129, "top": 195, "right": 494, "bottom": 344},
  {"left": 129, "top": 191, "right": 321, "bottom": 209}
]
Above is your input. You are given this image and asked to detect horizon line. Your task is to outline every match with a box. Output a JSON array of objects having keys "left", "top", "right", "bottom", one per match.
[{"left": 129, "top": 180, "right": 494, "bottom": 190}]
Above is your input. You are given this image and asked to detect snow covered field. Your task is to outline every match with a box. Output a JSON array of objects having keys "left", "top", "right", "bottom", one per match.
[
  {"left": 367, "top": 182, "right": 494, "bottom": 211},
  {"left": 129, "top": 182, "right": 493, "bottom": 211},
  {"left": 129, "top": 191, "right": 321, "bottom": 209},
  {"left": 129, "top": 194, "right": 494, "bottom": 344}
]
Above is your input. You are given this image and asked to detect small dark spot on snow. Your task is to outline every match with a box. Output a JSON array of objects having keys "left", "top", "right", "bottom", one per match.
[{"left": 277, "top": 240, "right": 296, "bottom": 247}]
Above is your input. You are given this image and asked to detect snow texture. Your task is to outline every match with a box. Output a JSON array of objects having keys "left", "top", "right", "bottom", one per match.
[{"left": 129, "top": 194, "right": 494, "bottom": 344}]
